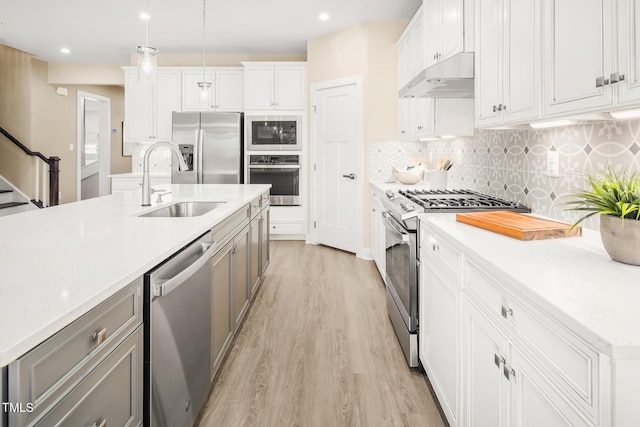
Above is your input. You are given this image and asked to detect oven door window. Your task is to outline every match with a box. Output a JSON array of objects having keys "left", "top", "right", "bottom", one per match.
[
  {"left": 249, "top": 168, "right": 299, "bottom": 197},
  {"left": 251, "top": 121, "right": 298, "bottom": 145}
]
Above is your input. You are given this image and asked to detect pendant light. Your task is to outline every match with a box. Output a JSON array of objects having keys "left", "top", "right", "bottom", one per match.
[
  {"left": 137, "top": 0, "right": 158, "bottom": 84},
  {"left": 197, "top": 0, "right": 212, "bottom": 104}
]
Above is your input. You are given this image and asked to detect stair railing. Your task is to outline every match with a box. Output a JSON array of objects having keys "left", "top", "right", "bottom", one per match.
[{"left": 0, "top": 126, "right": 60, "bottom": 207}]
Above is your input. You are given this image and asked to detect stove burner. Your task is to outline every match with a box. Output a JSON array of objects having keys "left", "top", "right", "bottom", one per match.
[{"left": 398, "top": 189, "right": 526, "bottom": 211}]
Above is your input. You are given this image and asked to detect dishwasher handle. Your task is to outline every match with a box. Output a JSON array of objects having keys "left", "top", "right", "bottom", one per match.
[{"left": 151, "top": 240, "right": 215, "bottom": 297}]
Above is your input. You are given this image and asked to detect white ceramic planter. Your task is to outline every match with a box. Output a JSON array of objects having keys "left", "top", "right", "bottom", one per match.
[{"left": 600, "top": 214, "right": 640, "bottom": 266}]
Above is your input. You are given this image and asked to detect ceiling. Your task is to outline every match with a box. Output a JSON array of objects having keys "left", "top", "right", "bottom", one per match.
[{"left": 0, "top": 0, "right": 420, "bottom": 64}]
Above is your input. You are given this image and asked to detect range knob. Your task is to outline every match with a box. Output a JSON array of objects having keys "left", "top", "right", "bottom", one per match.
[{"left": 404, "top": 203, "right": 415, "bottom": 212}]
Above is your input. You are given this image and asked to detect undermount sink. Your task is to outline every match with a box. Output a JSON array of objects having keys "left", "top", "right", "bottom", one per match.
[{"left": 139, "top": 201, "right": 226, "bottom": 218}]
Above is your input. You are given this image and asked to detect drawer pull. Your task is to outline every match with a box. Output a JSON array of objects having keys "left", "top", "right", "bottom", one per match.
[
  {"left": 91, "top": 328, "right": 107, "bottom": 345},
  {"left": 92, "top": 418, "right": 107, "bottom": 427},
  {"left": 432, "top": 243, "right": 439, "bottom": 252},
  {"left": 501, "top": 305, "right": 513, "bottom": 319},
  {"left": 494, "top": 353, "right": 505, "bottom": 368},
  {"left": 503, "top": 364, "right": 516, "bottom": 380}
]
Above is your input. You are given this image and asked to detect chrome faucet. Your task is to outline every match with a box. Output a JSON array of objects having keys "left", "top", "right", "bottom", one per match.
[{"left": 142, "top": 142, "right": 188, "bottom": 206}]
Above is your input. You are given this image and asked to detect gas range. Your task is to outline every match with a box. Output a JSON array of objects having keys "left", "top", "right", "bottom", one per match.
[{"left": 381, "top": 188, "right": 530, "bottom": 231}]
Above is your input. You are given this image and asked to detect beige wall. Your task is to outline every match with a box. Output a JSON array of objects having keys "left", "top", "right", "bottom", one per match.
[
  {"left": 307, "top": 20, "right": 407, "bottom": 250},
  {"left": 0, "top": 45, "right": 35, "bottom": 195},
  {"left": 0, "top": 44, "right": 128, "bottom": 204}
]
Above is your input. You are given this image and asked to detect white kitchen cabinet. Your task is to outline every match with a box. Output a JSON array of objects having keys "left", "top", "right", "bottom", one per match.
[
  {"left": 462, "top": 297, "right": 596, "bottom": 427},
  {"left": 397, "top": 5, "right": 426, "bottom": 90},
  {"left": 420, "top": 260, "right": 461, "bottom": 426},
  {"left": 419, "top": 221, "right": 462, "bottom": 427},
  {"left": 398, "top": 98, "right": 474, "bottom": 140},
  {"left": 418, "top": 220, "right": 603, "bottom": 427},
  {"left": 543, "top": 0, "right": 614, "bottom": 116},
  {"left": 110, "top": 173, "right": 171, "bottom": 195},
  {"left": 425, "top": 0, "right": 467, "bottom": 68},
  {"left": 243, "top": 63, "right": 306, "bottom": 110},
  {"left": 181, "top": 68, "right": 244, "bottom": 112},
  {"left": 124, "top": 67, "right": 181, "bottom": 143},
  {"left": 616, "top": 0, "right": 640, "bottom": 106},
  {"left": 369, "top": 186, "right": 386, "bottom": 281},
  {"left": 475, "top": 0, "right": 541, "bottom": 127}
]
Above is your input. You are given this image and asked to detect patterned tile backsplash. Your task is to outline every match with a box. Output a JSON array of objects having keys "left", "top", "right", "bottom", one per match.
[
  {"left": 369, "top": 119, "right": 640, "bottom": 230},
  {"left": 130, "top": 142, "right": 174, "bottom": 173}
]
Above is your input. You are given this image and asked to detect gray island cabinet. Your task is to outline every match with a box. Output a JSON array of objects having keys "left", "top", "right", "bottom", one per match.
[{"left": 0, "top": 184, "right": 270, "bottom": 427}]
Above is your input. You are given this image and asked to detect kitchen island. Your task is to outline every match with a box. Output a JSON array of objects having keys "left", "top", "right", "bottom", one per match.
[{"left": 0, "top": 184, "right": 269, "bottom": 366}]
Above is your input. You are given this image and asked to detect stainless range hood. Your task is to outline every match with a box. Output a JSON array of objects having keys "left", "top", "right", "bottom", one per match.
[{"left": 399, "top": 52, "right": 474, "bottom": 99}]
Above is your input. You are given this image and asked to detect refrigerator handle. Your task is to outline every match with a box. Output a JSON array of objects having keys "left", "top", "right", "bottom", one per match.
[
  {"left": 193, "top": 128, "right": 200, "bottom": 184},
  {"left": 198, "top": 128, "right": 204, "bottom": 184}
]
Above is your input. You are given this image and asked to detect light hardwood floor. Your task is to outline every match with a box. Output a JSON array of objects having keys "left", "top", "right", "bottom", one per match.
[{"left": 198, "top": 241, "right": 445, "bottom": 427}]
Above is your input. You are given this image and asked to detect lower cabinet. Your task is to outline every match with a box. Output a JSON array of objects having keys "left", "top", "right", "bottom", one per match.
[
  {"left": 462, "top": 298, "right": 596, "bottom": 427},
  {"left": 211, "top": 241, "right": 234, "bottom": 379},
  {"left": 8, "top": 278, "right": 143, "bottom": 427},
  {"left": 34, "top": 326, "right": 143, "bottom": 427},
  {"left": 250, "top": 215, "right": 261, "bottom": 298},
  {"left": 260, "top": 206, "right": 270, "bottom": 275},
  {"left": 233, "top": 224, "right": 250, "bottom": 331},
  {"left": 418, "top": 219, "right": 601, "bottom": 427},
  {"left": 419, "top": 260, "right": 460, "bottom": 426},
  {"left": 370, "top": 189, "right": 386, "bottom": 281}
]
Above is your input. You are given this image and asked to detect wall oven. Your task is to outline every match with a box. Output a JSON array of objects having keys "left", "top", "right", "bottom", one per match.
[
  {"left": 246, "top": 115, "right": 302, "bottom": 151},
  {"left": 248, "top": 155, "right": 300, "bottom": 206}
]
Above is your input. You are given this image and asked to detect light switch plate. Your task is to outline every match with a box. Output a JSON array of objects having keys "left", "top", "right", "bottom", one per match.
[{"left": 546, "top": 150, "right": 559, "bottom": 177}]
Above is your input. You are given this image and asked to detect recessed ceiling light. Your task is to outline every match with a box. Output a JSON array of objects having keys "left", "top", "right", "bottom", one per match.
[
  {"left": 60, "top": 48, "right": 70, "bottom": 54},
  {"left": 318, "top": 12, "right": 330, "bottom": 21},
  {"left": 139, "top": 12, "right": 151, "bottom": 20}
]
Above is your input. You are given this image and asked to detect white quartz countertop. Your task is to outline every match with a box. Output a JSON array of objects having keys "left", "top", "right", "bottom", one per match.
[
  {"left": 0, "top": 184, "right": 269, "bottom": 366},
  {"left": 370, "top": 181, "right": 431, "bottom": 193},
  {"left": 419, "top": 213, "right": 640, "bottom": 359}
]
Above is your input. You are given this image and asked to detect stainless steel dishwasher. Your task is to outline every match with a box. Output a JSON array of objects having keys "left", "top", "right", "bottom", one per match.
[{"left": 144, "top": 231, "right": 215, "bottom": 427}]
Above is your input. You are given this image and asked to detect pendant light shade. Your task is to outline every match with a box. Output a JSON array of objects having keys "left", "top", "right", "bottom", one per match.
[
  {"left": 137, "top": 0, "right": 158, "bottom": 84},
  {"left": 198, "top": 0, "right": 212, "bottom": 105}
]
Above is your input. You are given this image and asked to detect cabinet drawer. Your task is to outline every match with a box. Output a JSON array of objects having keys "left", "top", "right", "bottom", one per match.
[
  {"left": 261, "top": 191, "right": 270, "bottom": 208},
  {"left": 212, "top": 204, "right": 250, "bottom": 249},
  {"left": 250, "top": 197, "right": 261, "bottom": 219},
  {"left": 34, "top": 326, "right": 143, "bottom": 427},
  {"left": 420, "top": 222, "right": 462, "bottom": 282},
  {"left": 465, "top": 261, "right": 599, "bottom": 421},
  {"left": 9, "top": 278, "right": 142, "bottom": 424},
  {"left": 271, "top": 220, "right": 304, "bottom": 234}
]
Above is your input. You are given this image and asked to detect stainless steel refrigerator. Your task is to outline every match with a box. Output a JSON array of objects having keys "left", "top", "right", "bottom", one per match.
[{"left": 171, "top": 112, "right": 244, "bottom": 184}]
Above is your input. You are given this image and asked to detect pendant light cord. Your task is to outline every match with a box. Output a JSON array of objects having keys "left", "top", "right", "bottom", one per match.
[
  {"left": 145, "top": 0, "right": 150, "bottom": 46},
  {"left": 202, "top": 0, "right": 207, "bottom": 82}
]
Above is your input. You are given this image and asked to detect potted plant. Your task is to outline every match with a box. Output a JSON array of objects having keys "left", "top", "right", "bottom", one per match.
[{"left": 564, "top": 167, "right": 640, "bottom": 265}]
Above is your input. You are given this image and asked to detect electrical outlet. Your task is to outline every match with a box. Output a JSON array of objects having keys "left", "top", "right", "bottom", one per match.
[
  {"left": 546, "top": 150, "right": 559, "bottom": 177},
  {"left": 69, "top": 144, "right": 74, "bottom": 151}
]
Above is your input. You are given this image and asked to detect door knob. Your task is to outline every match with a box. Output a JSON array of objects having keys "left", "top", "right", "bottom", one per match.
[{"left": 342, "top": 173, "right": 357, "bottom": 180}]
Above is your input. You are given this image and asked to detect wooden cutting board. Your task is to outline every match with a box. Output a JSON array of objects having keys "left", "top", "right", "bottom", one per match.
[{"left": 456, "top": 211, "right": 582, "bottom": 240}]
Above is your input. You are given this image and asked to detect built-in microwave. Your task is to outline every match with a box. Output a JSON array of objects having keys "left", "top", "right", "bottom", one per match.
[{"left": 246, "top": 115, "right": 302, "bottom": 151}]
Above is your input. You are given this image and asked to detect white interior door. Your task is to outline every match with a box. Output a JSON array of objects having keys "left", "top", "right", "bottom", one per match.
[
  {"left": 312, "top": 78, "right": 362, "bottom": 254},
  {"left": 77, "top": 91, "right": 110, "bottom": 201}
]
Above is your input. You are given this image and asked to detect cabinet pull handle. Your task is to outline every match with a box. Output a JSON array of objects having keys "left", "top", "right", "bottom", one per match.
[
  {"left": 91, "top": 418, "right": 107, "bottom": 427},
  {"left": 501, "top": 305, "right": 513, "bottom": 319},
  {"left": 232, "top": 246, "right": 238, "bottom": 254},
  {"left": 610, "top": 72, "right": 626, "bottom": 83},
  {"left": 492, "top": 105, "right": 498, "bottom": 112},
  {"left": 494, "top": 353, "right": 505, "bottom": 368},
  {"left": 503, "top": 364, "right": 516, "bottom": 380},
  {"left": 432, "top": 243, "right": 439, "bottom": 252},
  {"left": 595, "top": 76, "right": 610, "bottom": 87},
  {"left": 91, "top": 328, "right": 107, "bottom": 345}
]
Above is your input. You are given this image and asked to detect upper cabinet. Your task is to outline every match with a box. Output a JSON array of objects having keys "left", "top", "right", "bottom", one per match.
[
  {"left": 543, "top": 0, "right": 614, "bottom": 116},
  {"left": 475, "top": 0, "right": 541, "bottom": 127},
  {"left": 242, "top": 62, "right": 306, "bottom": 111},
  {"left": 616, "top": 0, "right": 640, "bottom": 106},
  {"left": 181, "top": 68, "right": 244, "bottom": 112},
  {"left": 398, "top": 98, "right": 474, "bottom": 140},
  {"left": 425, "top": 0, "right": 467, "bottom": 68},
  {"left": 397, "top": 6, "right": 426, "bottom": 90},
  {"left": 124, "top": 67, "right": 181, "bottom": 143}
]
